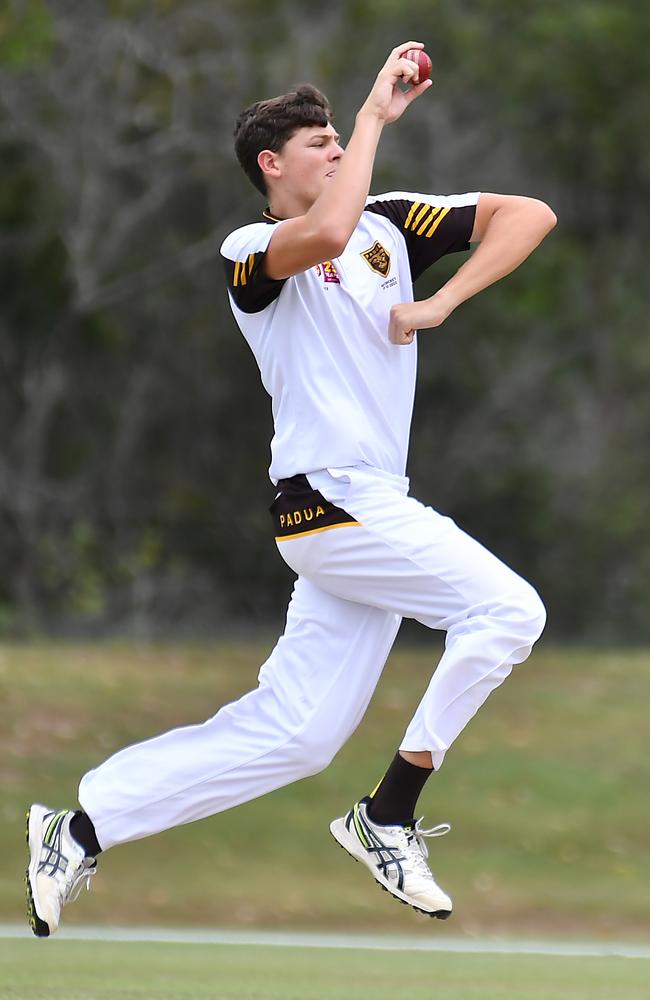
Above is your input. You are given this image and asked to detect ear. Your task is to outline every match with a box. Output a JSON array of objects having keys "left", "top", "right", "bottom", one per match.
[{"left": 258, "top": 149, "right": 281, "bottom": 182}]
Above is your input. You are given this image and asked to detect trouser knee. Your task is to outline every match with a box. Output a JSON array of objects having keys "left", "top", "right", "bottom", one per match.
[
  {"left": 506, "top": 582, "right": 547, "bottom": 644},
  {"left": 283, "top": 728, "right": 341, "bottom": 779}
]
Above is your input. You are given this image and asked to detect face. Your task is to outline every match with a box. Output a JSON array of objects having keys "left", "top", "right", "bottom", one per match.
[{"left": 260, "top": 123, "right": 344, "bottom": 210}]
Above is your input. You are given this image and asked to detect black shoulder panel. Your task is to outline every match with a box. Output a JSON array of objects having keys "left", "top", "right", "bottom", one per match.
[
  {"left": 365, "top": 199, "right": 476, "bottom": 281},
  {"left": 222, "top": 250, "right": 287, "bottom": 314}
]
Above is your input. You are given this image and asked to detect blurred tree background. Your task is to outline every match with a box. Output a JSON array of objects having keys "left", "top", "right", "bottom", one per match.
[{"left": 0, "top": 0, "right": 648, "bottom": 640}]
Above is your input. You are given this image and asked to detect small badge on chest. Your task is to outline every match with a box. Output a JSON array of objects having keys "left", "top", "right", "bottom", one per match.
[{"left": 360, "top": 241, "right": 391, "bottom": 277}]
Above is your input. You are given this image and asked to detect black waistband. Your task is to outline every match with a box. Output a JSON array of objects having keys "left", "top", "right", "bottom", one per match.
[
  {"left": 276, "top": 473, "right": 311, "bottom": 495},
  {"left": 270, "top": 473, "right": 357, "bottom": 537}
]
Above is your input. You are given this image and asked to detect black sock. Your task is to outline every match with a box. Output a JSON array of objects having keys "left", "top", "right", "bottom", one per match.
[
  {"left": 366, "top": 752, "right": 433, "bottom": 827},
  {"left": 69, "top": 811, "right": 102, "bottom": 857}
]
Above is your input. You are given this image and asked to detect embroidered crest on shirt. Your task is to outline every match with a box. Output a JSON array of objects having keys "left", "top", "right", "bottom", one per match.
[{"left": 360, "top": 241, "right": 391, "bottom": 277}]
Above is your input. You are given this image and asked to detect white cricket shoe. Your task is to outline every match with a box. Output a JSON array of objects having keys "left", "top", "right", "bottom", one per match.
[
  {"left": 330, "top": 797, "right": 453, "bottom": 918},
  {"left": 26, "top": 803, "right": 96, "bottom": 937}
]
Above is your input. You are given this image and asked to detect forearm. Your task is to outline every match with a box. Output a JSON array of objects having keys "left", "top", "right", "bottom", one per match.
[
  {"left": 433, "top": 200, "right": 557, "bottom": 315},
  {"left": 304, "top": 39, "right": 429, "bottom": 248},
  {"left": 306, "top": 112, "right": 384, "bottom": 246},
  {"left": 387, "top": 198, "right": 556, "bottom": 345}
]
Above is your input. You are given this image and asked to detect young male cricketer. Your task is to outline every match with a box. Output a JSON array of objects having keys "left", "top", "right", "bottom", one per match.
[{"left": 27, "top": 42, "right": 556, "bottom": 936}]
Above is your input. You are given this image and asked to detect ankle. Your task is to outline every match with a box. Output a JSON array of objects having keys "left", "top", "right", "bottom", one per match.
[
  {"left": 366, "top": 751, "right": 433, "bottom": 827},
  {"left": 69, "top": 811, "right": 102, "bottom": 858}
]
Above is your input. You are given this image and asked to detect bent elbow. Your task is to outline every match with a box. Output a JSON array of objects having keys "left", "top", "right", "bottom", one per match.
[
  {"left": 544, "top": 206, "right": 558, "bottom": 232},
  {"left": 536, "top": 200, "right": 557, "bottom": 233}
]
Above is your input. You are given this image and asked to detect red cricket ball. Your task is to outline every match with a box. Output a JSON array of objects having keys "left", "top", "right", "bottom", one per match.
[{"left": 404, "top": 48, "right": 432, "bottom": 85}]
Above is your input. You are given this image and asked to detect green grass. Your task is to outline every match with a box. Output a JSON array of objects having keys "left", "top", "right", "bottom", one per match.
[
  {"left": 1, "top": 642, "right": 649, "bottom": 939},
  {"left": 1, "top": 940, "right": 649, "bottom": 1000}
]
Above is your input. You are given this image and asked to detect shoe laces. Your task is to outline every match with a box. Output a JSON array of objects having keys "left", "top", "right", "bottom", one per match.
[
  {"left": 62, "top": 858, "right": 96, "bottom": 905},
  {"left": 399, "top": 819, "right": 451, "bottom": 879}
]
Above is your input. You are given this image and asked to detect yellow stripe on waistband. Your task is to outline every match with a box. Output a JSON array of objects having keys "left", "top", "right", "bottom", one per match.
[{"left": 275, "top": 520, "right": 361, "bottom": 542}]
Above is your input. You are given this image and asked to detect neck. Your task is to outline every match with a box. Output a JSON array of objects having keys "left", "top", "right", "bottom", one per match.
[{"left": 268, "top": 190, "right": 314, "bottom": 221}]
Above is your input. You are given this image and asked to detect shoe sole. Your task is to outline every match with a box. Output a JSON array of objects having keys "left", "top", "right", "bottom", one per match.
[
  {"left": 330, "top": 816, "right": 452, "bottom": 920},
  {"left": 25, "top": 805, "right": 51, "bottom": 938}
]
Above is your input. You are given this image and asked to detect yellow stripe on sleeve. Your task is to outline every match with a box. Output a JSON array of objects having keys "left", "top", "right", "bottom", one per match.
[
  {"left": 416, "top": 207, "right": 441, "bottom": 236},
  {"left": 425, "top": 206, "right": 450, "bottom": 237},
  {"left": 404, "top": 201, "right": 421, "bottom": 230},
  {"left": 411, "top": 204, "right": 431, "bottom": 230},
  {"left": 233, "top": 256, "right": 254, "bottom": 287}
]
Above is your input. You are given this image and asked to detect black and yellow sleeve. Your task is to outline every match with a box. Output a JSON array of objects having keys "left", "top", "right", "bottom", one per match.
[
  {"left": 222, "top": 250, "right": 287, "bottom": 314},
  {"left": 365, "top": 197, "right": 476, "bottom": 281}
]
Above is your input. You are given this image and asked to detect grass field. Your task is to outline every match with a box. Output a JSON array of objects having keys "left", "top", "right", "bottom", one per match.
[
  {"left": 1, "top": 939, "right": 649, "bottom": 1000},
  {"left": 1, "top": 641, "right": 648, "bottom": 940}
]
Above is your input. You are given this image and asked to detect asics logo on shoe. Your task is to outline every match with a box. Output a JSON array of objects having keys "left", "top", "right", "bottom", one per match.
[
  {"left": 347, "top": 804, "right": 408, "bottom": 891},
  {"left": 38, "top": 811, "right": 70, "bottom": 877}
]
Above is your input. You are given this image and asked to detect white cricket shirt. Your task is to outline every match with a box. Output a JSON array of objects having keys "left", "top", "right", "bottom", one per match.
[{"left": 220, "top": 191, "right": 479, "bottom": 482}]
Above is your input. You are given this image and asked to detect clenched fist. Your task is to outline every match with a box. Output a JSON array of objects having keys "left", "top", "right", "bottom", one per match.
[{"left": 388, "top": 295, "right": 454, "bottom": 345}]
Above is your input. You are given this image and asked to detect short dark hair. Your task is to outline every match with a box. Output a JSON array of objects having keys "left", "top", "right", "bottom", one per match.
[{"left": 234, "top": 85, "right": 333, "bottom": 196}]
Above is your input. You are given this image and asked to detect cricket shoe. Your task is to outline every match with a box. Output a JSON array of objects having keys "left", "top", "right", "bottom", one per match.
[
  {"left": 26, "top": 804, "right": 96, "bottom": 937},
  {"left": 330, "top": 797, "right": 452, "bottom": 918}
]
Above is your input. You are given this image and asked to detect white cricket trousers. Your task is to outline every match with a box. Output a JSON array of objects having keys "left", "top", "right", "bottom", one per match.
[{"left": 79, "top": 465, "right": 546, "bottom": 850}]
